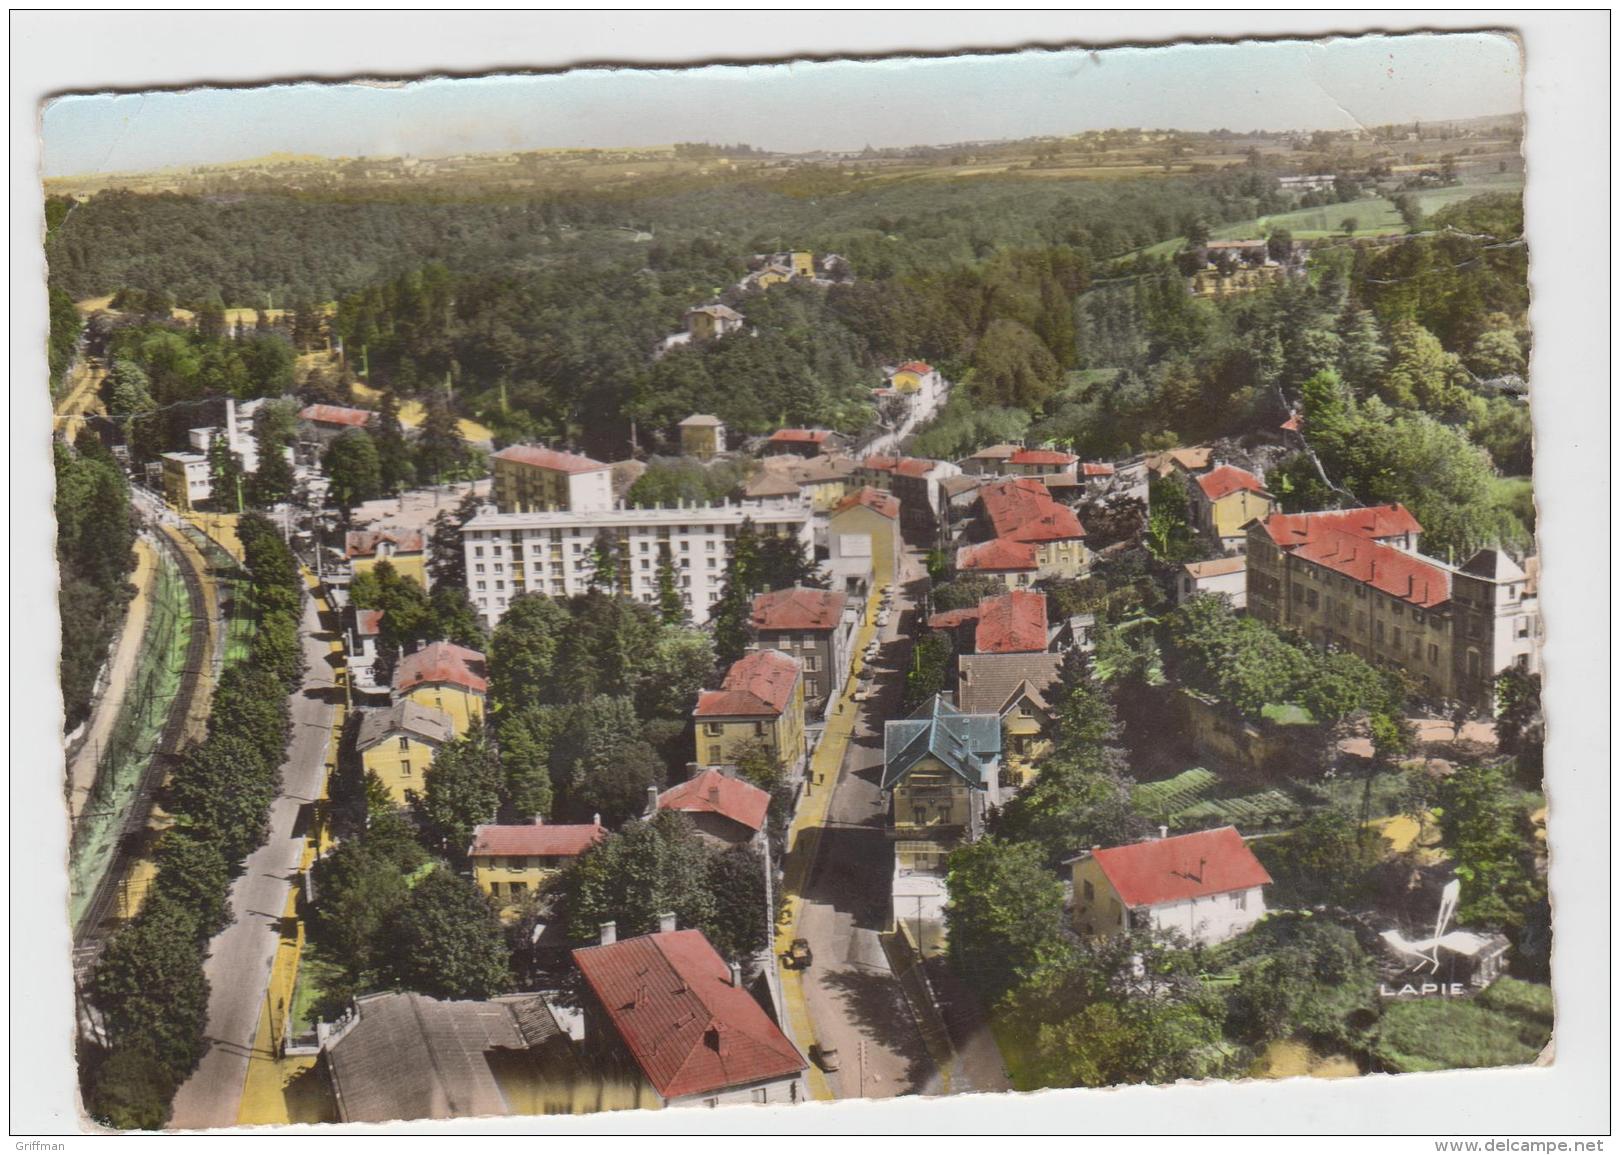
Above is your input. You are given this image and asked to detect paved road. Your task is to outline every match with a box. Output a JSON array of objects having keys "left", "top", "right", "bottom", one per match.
[
  {"left": 794, "top": 547, "right": 956, "bottom": 1098},
  {"left": 168, "top": 588, "right": 338, "bottom": 1130}
]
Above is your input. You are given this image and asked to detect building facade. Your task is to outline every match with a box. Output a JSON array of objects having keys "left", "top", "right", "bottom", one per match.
[
  {"left": 828, "top": 487, "right": 903, "bottom": 591},
  {"left": 492, "top": 444, "right": 614, "bottom": 514},
  {"left": 1068, "top": 826, "right": 1272, "bottom": 947},
  {"left": 392, "top": 641, "right": 488, "bottom": 733},
  {"left": 469, "top": 822, "right": 606, "bottom": 911},
  {"left": 1188, "top": 464, "right": 1274, "bottom": 553},
  {"left": 677, "top": 414, "right": 726, "bottom": 459},
  {"left": 461, "top": 498, "right": 813, "bottom": 627},
  {"left": 749, "top": 586, "right": 858, "bottom": 714},
  {"left": 346, "top": 527, "right": 428, "bottom": 588},
  {"left": 355, "top": 699, "right": 456, "bottom": 807},
  {"left": 693, "top": 649, "right": 807, "bottom": 780}
]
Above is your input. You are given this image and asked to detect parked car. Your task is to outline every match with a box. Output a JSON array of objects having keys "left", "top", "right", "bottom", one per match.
[
  {"left": 786, "top": 938, "right": 813, "bottom": 969},
  {"left": 812, "top": 1043, "right": 841, "bottom": 1072}
]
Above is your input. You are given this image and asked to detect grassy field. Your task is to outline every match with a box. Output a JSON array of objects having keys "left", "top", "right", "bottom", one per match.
[
  {"left": 1374, "top": 978, "right": 1552, "bottom": 1073},
  {"left": 1141, "top": 173, "right": 1526, "bottom": 257}
]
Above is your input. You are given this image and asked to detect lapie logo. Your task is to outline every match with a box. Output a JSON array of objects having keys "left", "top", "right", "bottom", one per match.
[{"left": 1379, "top": 878, "right": 1466, "bottom": 999}]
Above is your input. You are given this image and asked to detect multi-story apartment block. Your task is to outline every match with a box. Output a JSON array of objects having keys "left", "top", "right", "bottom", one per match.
[
  {"left": 461, "top": 498, "right": 813, "bottom": 627},
  {"left": 1245, "top": 505, "right": 1540, "bottom": 710},
  {"left": 491, "top": 444, "right": 614, "bottom": 514}
]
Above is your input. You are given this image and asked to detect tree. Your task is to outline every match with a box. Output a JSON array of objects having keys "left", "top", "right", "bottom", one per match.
[
  {"left": 90, "top": 898, "right": 211, "bottom": 1079},
  {"left": 1339, "top": 217, "right": 1359, "bottom": 236},
  {"left": 970, "top": 319, "right": 1063, "bottom": 409},
  {"left": 205, "top": 433, "right": 243, "bottom": 513},
  {"left": 1435, "top": 763, "right": 1541, "bottom": 930},
  {"left": 487, "top": 592, "right": 570, "bottom": 712},
  {"left": 150, "top": 829, "right": 232, "bottom": 939},
  {"left": 945, "top": 838, "right": 1066, "bottom": 1002},
  {"left": 1250, "top": 808, "right": 1382, "bottom": 908},
  {"left": 412, "top": 720, "right": 502, "bottom": 858},
  {"left": 1145, "top": 475, "right": 1198, "bottom": 564},
  {"left": 561, "top": 811, "right": 719, "bottom": 948},
  {"left": 1184, "top": 219, "right": 1211, "bottom": 248},
  {"left": 655, "top": 541, "right": 685, "bottom": 625},
  {"left": 1335, "top": 306, "right": 1388, "bottom": 398},
  {"left": 1265, "top": 227, "right": 1294, "bottom": 263},
  {"left": 309, "top": 836, "right": 423, "bottom": 979},
  {"left": 323, "top": 428, "right": 383, "bottom": 513},
  {"left": 250, "top": 609, "right": 305, "bottom": 692},
  {"left": 1379, "top": 320, "right": 1468, "bottom": 413},
  {"left": 634, "top": 626, "right": 718, "bottom": 722},
  {"left": 429, "top": 584, "right": 488, "bottom": 650},
  {"left": 249, "top": 406, "right": 296, "bottom": 507},
  {"left": 427, "top": 492, "right": 481, "bottom": 589},
  {"left": 585, "top": 528, "right": 619, "bottom": 594},
  {"left": 416, "top": 389, "right": 466, "bottom": 483},
  {"left": 902, "top": 633, "right": 953, "bottom": 712},
  {"left": 493, "top": 705, "right": 559, "bottom": 819},
  {"left": 1222, "top": 915, "right": 1378, "bottom": 1047},
  {"left": 381, "top": 867, "right": 512, "bottom": 999},
  {"left": 1466, "top": 328, "right": 1526, "bottom": 379},
  {"left": 374, "top": 389, "right": 416, "bottom": 493},
  {"left": 1494, "top": 669, "right": 1543, "bottom": 779},
  {"left": 705, "top": 843, "right": 771, "bottom": 962}
]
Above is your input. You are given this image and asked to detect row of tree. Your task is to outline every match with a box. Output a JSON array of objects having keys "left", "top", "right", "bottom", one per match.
[{"left": 85, "top": 512, "right": 306, "bottom": 1129}]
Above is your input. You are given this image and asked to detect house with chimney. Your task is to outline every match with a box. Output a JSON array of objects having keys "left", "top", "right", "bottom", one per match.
[
  {"left": 761, "top": 428, "right": 837, "bottom": 458},
  {"left": 749, "top": 586, "right": 859, "bottom": 714},
  {"left": 1067, "top": 826, "right": 1272, "bottom": 947},
  {"left": 692, "top": 649, "right": 807, "bottom": 781},
  {"left": 956, "top": 651, "right": 1066, "bottom": 790},
  {"left": 468, "top": 821, "right": 606, "bottom": 912},
  {"left": 393, "top": 641, "right": 488, "bottom": 733},
  {"left": 653, "top": 767, "right": 771, "bottom": 848},
  {"left": 571, "top": 927, "right": 807, "bottom": 1108},
  {"left": 683, "top": 303, "right": 745, "bottom": 343},
  {"left": 857, "top": 454, "right": 962, "bottom": 546}
]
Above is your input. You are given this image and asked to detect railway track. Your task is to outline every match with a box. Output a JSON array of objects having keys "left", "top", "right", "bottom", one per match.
[{"left": 72, "top": 501, "right": 216, "bottom": 971}]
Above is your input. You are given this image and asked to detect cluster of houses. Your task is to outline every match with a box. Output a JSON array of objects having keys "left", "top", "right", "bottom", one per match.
[{"left": 1182, "top": 238, "right": 1300, "bottom": 299}]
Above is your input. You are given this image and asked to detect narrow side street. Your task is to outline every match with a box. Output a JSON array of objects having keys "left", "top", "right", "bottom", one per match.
[{"left": 167, "top": 577, "right": 339, "bottom": 1130}]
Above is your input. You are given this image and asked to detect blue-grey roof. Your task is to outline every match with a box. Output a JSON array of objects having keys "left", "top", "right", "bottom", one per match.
[{"left": 882, "top": 693, "right": 1001, "bottom": 791}]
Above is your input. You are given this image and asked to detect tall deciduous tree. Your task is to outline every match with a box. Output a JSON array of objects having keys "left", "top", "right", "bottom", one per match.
[
  {"left": 945, "top": 837, "right": 1066, "bottom": 1002},
  {"left": 412, "top": 719, "right": 501, "bottom": 859},
  {"left": 382, "top": 867, "right": 511, "bottom": 999}
]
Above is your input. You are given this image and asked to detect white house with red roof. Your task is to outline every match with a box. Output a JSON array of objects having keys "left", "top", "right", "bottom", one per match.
[
  {"left": 572, "top": 927, "right": 807, "bottom": 1108},
  {"left": 1067, "top": 826, "right": 1272, "bottom": 946},
  {"left": 654, "top": 767, "right": 771, "bottom": 847}
]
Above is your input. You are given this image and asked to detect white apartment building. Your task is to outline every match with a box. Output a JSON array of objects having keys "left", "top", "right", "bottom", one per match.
[{"left": 462, "top": 498, "right": 814, "bottom": 627}]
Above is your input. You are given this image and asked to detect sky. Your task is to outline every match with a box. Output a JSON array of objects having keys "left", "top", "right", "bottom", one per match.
[{"left": 42, "top": 32, "right": 1523, "bottom": 177}]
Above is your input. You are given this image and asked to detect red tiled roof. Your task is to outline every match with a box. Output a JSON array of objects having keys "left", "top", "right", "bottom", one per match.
[
  {"left": 1195, "top": 464, "right": 1270, "bottom": 502},
  {"left": 1257, "top": 504, "right": 1423, "bottom": 549},
  {"left": 863, "top": 455, "right": 939, "bottom": 479},
  {"left": 355, "top": 609, "right": 384, "bottom": 637},
  {"left": 956, "top": 538, "right": 1038, "bottom": 573},
  {"left": 767, "top": 428, "right": 831, "bottom": 444},
  {"left": 345, "top": 528, "right": 425, "bottom": 559},
  {"left": 658, "top": 769, "right": 770, "bottom": 833},
  {"left": 1091, "top": 827, "right": 1272, "bottom": 908},
  {"left": 750, "top": 587, "right": 848, "bottom": 632},
  {"left": 832, "top": 486, "right": 900, "bottom": 520},
  {"left": 979, "top": 479, "right": 1085, "bottom": 543},
  {"left": 694, "top": 649, "right": 800, "bottom": 718},
  {"left": 1291, "top": 527, "right": 1451, "bottom": 609},
  {"left": 1280, "top": 413, "right": 1303, "bottom": 433},
  {"left": 468, "top": 823, "right": 604, "bottom": 859},
  {"left": 493, "top": 444, "right": 609, "bottom": 474},
  {"left": 394, "top": 641, "right": 489, "bottom": 696},
  {"left": 862, "top": 454, "right": 901, "bottom": 473},
  {"left": 1008, "top": 447, "right": 1078, "bottom": 467},
  {"left": 895, "top": 360, "right": 934, "bottom": 375},
  {"left": 1081, "top": 462, "right": 1116, "bottom": 477},
  {"left": 299, "top": 404, "right": 374, "bottom": 428},
  {"left": 968, "top": 443, "right": 1020, "bottom": 461},
  {"left": 927, "top": 607, "right": 981, "bottom": 631},
  {"left": 572, "top": 930, "right": 805, "bottom": 1101},
  {"left": 974, "top": 591, "right": 1049, "bottom": 654}
]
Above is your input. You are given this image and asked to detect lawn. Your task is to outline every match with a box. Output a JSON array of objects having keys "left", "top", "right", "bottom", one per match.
[
  {"left": 288, "top": 942, "right": 345, "bottom": 1034},
  {"left": 1374, "top": 978, "right": 1552, "bottom": 1073},
  {"left": 1132, "top": 768, "right": 1308, "bottom": 834}
]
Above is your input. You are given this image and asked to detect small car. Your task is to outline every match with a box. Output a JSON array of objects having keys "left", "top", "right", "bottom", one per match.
[
  {"left": 788, "top": 938, "right": 814, "bottom": 969},
  {"left": 812, "top": 1044, "right": 841, "bottom": 1072}
]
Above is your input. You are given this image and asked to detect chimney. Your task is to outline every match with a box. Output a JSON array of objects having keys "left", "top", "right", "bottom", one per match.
[
  {"left": 1158, "top": 825, "right": 1169, "bottom": 840},
  {"left": 686, "top": 762, "right": 704, "bottom": 781},
  {"left": 645, "top": 784, "right": 659, "bottom": 816},
  {"left": 592, "top": 812, "right": 602, "bottom": 826},
  {"left": 709, "top": 781, "right": 721, "bottom": 804},
  {"left": 531, "top": 815, "right": 545, "bottom": 826},
  {"left": 729, "top": 961, "right": 744, "bottom": 988},
  {"left": 659, "top": 911, "right": 677, "bottom": 934},
  {"left": 598, "top": 921, "right": 617, "bottom": 946}
]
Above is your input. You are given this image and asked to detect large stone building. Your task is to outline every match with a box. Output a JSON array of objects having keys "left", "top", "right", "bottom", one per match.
[
  {"left": 461, "top": 498, "right": 813, "bottom": 627},
  {"left": 1245, "top": 505, "right": 1541, "bottom": 710},
  {"left": 491, "top": 444, "right": 614, "bottom": 514}
]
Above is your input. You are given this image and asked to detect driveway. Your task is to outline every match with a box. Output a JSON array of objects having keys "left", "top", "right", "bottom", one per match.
[{"left": 168, "top": 586, "right": 338, "bottom": 1130}]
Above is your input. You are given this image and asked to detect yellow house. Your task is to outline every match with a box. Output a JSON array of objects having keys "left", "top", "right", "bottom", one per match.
[
  {"left": 492, "top": 444, "right": 614, "bottom": 514},
  {"left": 978, "top": 477, "right": 1091, "bottom": 580},
  {"left": 346, "top": 528, "right": 428, "bottom": 588},
  {"left": 1189, "top": 464, "right": 1275, "bottom": 553},
  {"left": 789, "top": 250, "right": 815, "bottom": 278},
  {"left": 956, "top": 653, "right": 1065, "bottom": 789},
  {"left": 393, "top": 641, "right": 488, "bottom": 733},
  {"left": 469, "top": 821, "right": 605, "bottom": 914},
  {"left": 355, "top": 699, "right": 456, "bottom": 807},
  {"left": 693, "top": 649, "right": 806, "bottom": 779},
  {"left": 828, "top": 487, "right": 903, "bottom": 590},
  {"left": 683, "top": 304, "right": 744, "bottom": 343},
  {"left": 160, "top": 451, "right": 211, "bottom": 512},
  {"left": 677, "top": 414, "right": 726, "bottom": 459},
  {"left": 887, "top": 360, "right": 932, "bottom": 393}
]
